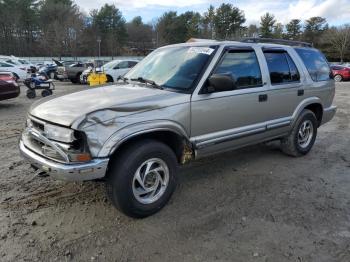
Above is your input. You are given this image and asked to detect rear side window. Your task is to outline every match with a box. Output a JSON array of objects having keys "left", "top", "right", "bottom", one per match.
[
  {"left": 214, "top": 50, "right": 262, "bottom": 89},
  {"left": 263, "top": 51, "right": 300, "bottom": 84},
  {"left": 295, "top": 48, "right": 331, "bottom": 81}
]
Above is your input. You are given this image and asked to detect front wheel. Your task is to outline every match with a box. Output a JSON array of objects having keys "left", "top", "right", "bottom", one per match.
[
  {"left": 281, "top": 109, "right": 318, "bottom": 157},
  {"left": 106, "top": 139, "right": 178, "bottom": 218}
]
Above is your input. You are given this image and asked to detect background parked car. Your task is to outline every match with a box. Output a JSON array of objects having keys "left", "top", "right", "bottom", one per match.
[
  {"left": 54, "top": 60, "right": 78, "bottom": 81},
  {"left": 102, "top": 60, "right": 139, "bottom": 82},
  {"left": 0, "top": 61, "right": 28, "bottom": 80},
  {"left": 38, "top": 63, "right": 58, "bottom": 79},
  {"left": 0, "top": 72, "right": 20, "bottom": 101},
  {"left": 331, "top": 65, "right": 350, "bottom": 82}
]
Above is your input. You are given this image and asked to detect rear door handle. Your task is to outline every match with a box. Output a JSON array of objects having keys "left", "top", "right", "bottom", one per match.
[
  {"left": 259, "top": 94, "right": 268, "bottom": 102},
  {"left": 298, "top": 89, "right": 304, "bottom": 96}
]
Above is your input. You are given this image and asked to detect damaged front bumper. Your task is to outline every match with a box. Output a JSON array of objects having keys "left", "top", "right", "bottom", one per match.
[{"left": 19, "top": 140, "right": 109, "bottom": 181}]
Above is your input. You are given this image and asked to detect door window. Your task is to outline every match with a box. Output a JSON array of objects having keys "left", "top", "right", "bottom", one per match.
[
  {"left": 117, "top": 61, "right": 129, "bottom": 69},
  {"left": 213, "top": 50, "right": 263, "bottom": 90},
  {"left": 263, "top": 51, "right": 300, "bottom": 85}
]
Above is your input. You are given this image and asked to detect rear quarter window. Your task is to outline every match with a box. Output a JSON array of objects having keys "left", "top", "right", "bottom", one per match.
[{"left": 295, "top": 48, "right": 331, "bottom": 82}]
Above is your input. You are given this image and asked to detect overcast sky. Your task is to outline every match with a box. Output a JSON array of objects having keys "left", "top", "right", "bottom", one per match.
[{"left": 75, "top": 0, "right": 350, "bottom": 26}]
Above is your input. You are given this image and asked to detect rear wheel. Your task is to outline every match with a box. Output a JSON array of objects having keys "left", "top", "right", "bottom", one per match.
[
  {"left": 106, "top": 139, "right": 178, "bottom": 218},
  {"left": 281, "top": 109, "right": 318, "bottom": 157},
  {"left": 41, "top": 89, "right": 52, "bottom": 97},
  {"left": 334, "top": 74, "right": 343, "bottom": 82},
  {"left": 70, "top": 78, "right": 78, "bottom": 84},
  {"left": 26, "top": 89, "right": 36, "bottom": 99}
]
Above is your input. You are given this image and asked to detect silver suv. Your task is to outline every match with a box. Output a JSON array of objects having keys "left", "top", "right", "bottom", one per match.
[{"left": 19, "top": 40, "right": 337, "bottom": 218}]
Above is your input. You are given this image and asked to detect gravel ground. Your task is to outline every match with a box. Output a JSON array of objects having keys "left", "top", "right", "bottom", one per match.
[{"left": 0, "top": 81, "right": 349, "bottom": 262}]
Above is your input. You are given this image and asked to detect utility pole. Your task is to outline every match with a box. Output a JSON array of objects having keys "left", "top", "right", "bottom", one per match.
[{"left": 97, "top": 37, "right": 101, "bottom": 59}]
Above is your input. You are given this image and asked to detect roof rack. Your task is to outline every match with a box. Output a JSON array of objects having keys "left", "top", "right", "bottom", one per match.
[{"left": 241, "top": 38, "right": 312, "bottom": 47}]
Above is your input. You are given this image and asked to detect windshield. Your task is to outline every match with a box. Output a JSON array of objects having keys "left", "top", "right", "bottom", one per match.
[{"left": 125, "top": 45, "right": 217, "bottom": 91}]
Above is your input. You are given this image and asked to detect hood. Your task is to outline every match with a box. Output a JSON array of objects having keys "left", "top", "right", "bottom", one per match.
[{"left": 30, "top": 84, "right": 190, "bottom": 127}]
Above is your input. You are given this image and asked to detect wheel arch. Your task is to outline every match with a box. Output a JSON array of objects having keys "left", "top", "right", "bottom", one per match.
[
  {"left": 98, "top": 121, "right": 193, "bottom": 164},
  {"left": 292, "top": 97, "right": 323, "bottom": 127}
]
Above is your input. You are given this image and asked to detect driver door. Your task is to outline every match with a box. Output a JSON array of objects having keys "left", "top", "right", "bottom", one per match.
[{"left": 190, "top": 47, "right": 271, "bottom": 157}]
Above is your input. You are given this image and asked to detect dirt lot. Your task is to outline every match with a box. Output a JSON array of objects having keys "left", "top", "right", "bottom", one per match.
[{"left": 0, "top": 81, "right": 349, "bottom": 262}]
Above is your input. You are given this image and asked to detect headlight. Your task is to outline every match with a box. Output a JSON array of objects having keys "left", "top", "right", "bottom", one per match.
[{"left": 44, "top": 124, "right": 75, "bottom": 143}]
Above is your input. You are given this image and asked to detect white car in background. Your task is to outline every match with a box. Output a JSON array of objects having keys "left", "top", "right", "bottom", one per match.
[
  {"left": 102, "top": 60, "right": 139, "bottom": 82},
  {"left": 0, "top": 60, "right": 28, "bottom": 80}
]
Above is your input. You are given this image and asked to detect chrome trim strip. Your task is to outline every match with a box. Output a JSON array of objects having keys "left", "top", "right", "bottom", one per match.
[{"left": 191, "top": 117, "right": 292, "bottom": 149}]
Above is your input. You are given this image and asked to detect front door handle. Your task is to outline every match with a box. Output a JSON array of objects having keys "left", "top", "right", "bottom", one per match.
[{"left": 259, "top": 94, "right": 268, "bottom": 102}]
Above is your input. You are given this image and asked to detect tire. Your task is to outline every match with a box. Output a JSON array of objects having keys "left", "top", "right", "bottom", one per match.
[
  {"left": 106, "top": 75, "right": 114, "bottom": 83},
  {"left": 281, "top": 109, "right": 318, "bottom": 157},
  {"left": 26, "top": 89, "right": 36, "bottom": 99},
  {"left": 70, "top": 78, "right": 78, "bottom": 84},
  {"left": 41, "top": 89, "right": 51, "bottom": 97},
  {"left": 106, "top": 139, "right": 178, "bottom": 218},
  {"left": 334, "top": 74, "right": 342, "bottom": 82}
]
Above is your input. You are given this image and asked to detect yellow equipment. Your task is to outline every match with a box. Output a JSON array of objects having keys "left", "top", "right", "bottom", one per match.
[{"left": 88, "top": 72, "right": 107, "bottom": 86}]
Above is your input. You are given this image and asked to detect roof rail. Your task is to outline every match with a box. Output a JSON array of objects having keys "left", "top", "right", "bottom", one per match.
[{"left": 241, "top": 38, "right": 312, "bottom": 48}]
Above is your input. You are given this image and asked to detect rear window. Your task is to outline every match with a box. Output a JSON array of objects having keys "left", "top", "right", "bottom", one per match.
[{"left": 295, "top": 48, "right": 331, "bottom": 82}]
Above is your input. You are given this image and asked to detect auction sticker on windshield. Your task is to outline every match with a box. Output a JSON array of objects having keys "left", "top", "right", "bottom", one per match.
[{"left": 188, "top": 47, "right": 215, "bottom": 55}]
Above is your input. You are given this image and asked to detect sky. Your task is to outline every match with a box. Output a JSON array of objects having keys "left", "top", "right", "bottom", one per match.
[{"left": 75, "top": 0, "right": 350, "bottom": 26}]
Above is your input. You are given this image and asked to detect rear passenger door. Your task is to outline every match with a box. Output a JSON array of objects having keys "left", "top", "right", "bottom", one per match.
[{"left": 262, "top": 48, "right": 305, "bottom": 123}]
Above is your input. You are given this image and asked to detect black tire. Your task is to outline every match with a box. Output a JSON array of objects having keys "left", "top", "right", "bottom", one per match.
[
  {"left": 281, "top": 109, "right": 318, "bottom": 157},
  {"left": 106, "top": 139, "right": 178, "bottom": 218},
  {"left": 70, "top": 78, "right": 78, "bottom": 84},
  {"left": 106, "top": 75, "right": 114, "bottom": 83},
  {"left": 41, "top": 89, "right": 51, "bottom": 97},
  {"left": 26, "top": 89, "right": 36, "bottom": 99},
  {"left": 334, "top": 74, "right": 343, "bottom": 82}
]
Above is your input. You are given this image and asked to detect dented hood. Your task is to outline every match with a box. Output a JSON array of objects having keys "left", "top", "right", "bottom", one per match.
[{"left": 30, "top": 84, "right": 190, "bottom": 127}]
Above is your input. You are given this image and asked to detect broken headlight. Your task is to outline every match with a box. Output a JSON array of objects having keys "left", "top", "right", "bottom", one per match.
[{"left": 44, "top": 123, "right": 75, "bottom": 143}]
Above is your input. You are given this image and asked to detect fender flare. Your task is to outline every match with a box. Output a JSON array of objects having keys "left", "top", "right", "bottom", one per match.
[
  {"left": 291, "top": 97, "right": 323, "bottom": 126},
  {"left": 97, "top": 120, "right": 190, "bottom": 157}
]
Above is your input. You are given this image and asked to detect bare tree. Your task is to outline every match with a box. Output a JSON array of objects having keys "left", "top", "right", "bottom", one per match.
[{"left": 326, "top": 25, "right": 350, "bottom": 63}]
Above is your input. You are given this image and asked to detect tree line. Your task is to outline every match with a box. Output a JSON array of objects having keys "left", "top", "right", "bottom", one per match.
[{"left": 0, "top": 0, "right": 349, "bottom": 61}]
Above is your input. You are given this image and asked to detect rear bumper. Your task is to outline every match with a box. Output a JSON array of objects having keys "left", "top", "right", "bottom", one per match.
[
  {"left": 19, "top": 140, "right": 109, "bottom": 181},
  {"left": 321, "top": 105, "right": 337, "bottom": 125}
]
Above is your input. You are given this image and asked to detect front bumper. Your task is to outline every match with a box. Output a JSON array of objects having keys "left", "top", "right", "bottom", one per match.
[
  {"left": 19, "top": 140, "right": 109, "bottom": 181},
  {"left": 321, "top": 105, "right": 337, "bottom": 125}
]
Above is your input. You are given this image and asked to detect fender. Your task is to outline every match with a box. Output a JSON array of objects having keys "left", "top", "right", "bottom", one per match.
[
  {"left": 291, "top": 97, "right": 323, "bottom": 126},
  {"left": 98, "top": 120, "right": 190, "bottom": 157}
]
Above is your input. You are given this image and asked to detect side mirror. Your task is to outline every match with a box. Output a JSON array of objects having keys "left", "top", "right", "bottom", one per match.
[{"left": 207, "top": 74, "right": 236, "bottom": 93}]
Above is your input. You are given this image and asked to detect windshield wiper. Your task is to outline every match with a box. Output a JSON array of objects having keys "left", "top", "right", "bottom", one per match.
[
  {"left": 130, "top": 77, "right": 163, "bottom": 90},
  {"left": 117, "top": 76, "right": 129, "bottom": 83}
]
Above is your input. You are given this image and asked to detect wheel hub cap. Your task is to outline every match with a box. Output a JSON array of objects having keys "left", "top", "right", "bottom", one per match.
[
  {"left": 132, "top": 158, "right": 169, "bottom": 204},
  {"left": 297, "top": 120, "right": 314, "bottom": 148}
]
